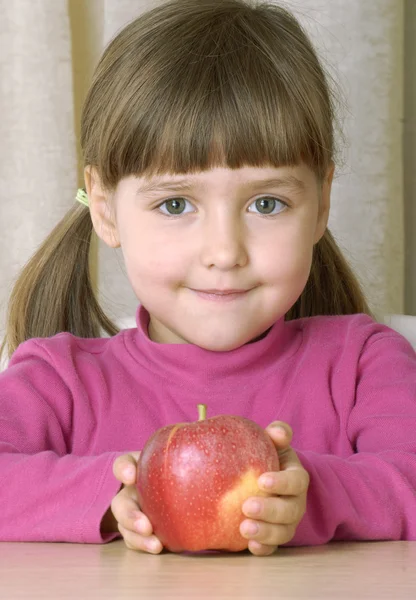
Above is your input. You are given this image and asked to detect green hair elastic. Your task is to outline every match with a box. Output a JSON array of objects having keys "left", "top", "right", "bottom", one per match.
[{"left": 76, "top": 188, "right": 89, "bottom": 208}]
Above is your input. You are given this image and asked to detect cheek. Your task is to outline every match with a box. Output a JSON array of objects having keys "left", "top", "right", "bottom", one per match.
[
  {"left": 257, "top": 221, "right": 315, "bottom": 283},
  {"left": 264, "top": 250, "right": 313, "bottom": 291},
  {"left": 119, "top": 225, "right": 188, "bottom": 285}
]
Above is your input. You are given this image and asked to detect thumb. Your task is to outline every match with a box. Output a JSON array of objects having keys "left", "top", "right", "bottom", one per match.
[
  {"left": 113, "top": 451, "right": 141, "bottom": 486},
  {"left": 265, "top": 421, "right": 293, "bottom": 450}
]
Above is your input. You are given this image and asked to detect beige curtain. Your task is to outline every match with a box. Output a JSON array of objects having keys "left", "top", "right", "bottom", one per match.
[{"left": 0, "top": 0, "right": 414, "bottom": 342}]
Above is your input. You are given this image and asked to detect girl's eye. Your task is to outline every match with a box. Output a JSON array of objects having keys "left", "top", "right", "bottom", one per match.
[
  {"left": 157, "top": 196, "right": 287, "bottom": 216},
  {"left": 248, "top": 197, "right": 287, "bottom": 216},
  {"left": 158, "top": 198, "right": 194, "bottom": 216}
]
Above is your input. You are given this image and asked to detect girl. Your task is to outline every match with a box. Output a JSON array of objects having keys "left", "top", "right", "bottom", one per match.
[{"left": 0, "top": 0, "right": 415, "bottom": 557}]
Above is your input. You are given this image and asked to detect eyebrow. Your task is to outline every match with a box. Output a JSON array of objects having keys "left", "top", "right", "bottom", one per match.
[{"left": 136, "top": 175, "right": 306, "bottom": 195}]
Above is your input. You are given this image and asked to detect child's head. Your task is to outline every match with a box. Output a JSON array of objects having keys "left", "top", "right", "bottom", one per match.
[{"left": 1, "top": 0, "right": 372, "bottom": 358}]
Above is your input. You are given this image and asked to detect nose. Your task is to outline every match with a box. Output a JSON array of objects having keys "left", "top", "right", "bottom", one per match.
[{"left": 199, "top": 212, "right": 249, "bottom": 270}]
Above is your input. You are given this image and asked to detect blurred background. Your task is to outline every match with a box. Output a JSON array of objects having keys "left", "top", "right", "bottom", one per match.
[{"left": 0, "top": 0, "right": 415, "bottom": 338}]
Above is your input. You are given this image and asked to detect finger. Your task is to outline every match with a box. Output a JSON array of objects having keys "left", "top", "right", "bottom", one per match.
[
  {"left": 118, "top": 522, "right": 163, "bottom": 554},
  {"left": 111, "top": 492, "right": 153, "bottom": 537},
  {"left": 243, "top": 494, "right": 306, "bottom": 525},
  {"left": 276, "top": 467, "right": 310, "bottom": 497},
  {"left": 265, "top": 421, "right": 293, "bottom": 449},
  {"left": 113, "top": 452, "right": 141, "bottom": 485},
  {"left": 258, "top": 462, "right": 310, "bottom": 496},
  {"left": 277, "top": 446, "right": 303, "bottom": 472},
  {"left": 241, "top": 519, "right": 296, "bottom": 547},
  {"left": 248, "top": 540, "right": 277, "bottom": 556}
]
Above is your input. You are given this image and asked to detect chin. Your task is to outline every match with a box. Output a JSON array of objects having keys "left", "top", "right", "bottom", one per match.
[
  {"left": 201, "top": 341, "right": 242, "bottom": 352},
  {"left": 191, "top": 333, "right": 253, "bottom": 352}
]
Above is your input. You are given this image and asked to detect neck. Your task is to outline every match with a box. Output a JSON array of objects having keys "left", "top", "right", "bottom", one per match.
[{"left": 121, "top": 305, "right": 302, "bottom": 387}]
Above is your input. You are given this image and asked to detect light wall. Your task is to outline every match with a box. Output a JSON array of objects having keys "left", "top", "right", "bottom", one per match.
[
  {"left": 68, "top": 0, "right": 104, "bottom": 287},
  {"left": 404, "top": 0, "right": 416, "bottom": 315}
]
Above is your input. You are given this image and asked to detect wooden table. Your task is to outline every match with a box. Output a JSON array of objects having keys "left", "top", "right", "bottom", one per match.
[{"left": 1, "top": 540, "right": 415, "bottom": 599}]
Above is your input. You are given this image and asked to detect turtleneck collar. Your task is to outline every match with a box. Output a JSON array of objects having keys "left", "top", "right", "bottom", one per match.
[{"left": 122, "top": 304, "right": 302, "bottom": 386}]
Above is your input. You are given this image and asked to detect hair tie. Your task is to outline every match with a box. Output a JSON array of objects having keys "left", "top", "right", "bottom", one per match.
[{"left": 76, "top": 188, "right": 89, "bottom": 208}]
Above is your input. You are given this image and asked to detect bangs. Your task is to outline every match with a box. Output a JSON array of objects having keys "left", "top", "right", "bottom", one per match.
[{"left": 96, "top": 2, "right": 334, "bottom": 187}]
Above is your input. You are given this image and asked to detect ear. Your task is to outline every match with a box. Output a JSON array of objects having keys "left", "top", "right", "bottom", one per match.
[
  {"left": 313, "top": 161, "right": 334, "bottom": 245},
  {"left": 84, "top": 166, "right": 120, "bottom": 248}
]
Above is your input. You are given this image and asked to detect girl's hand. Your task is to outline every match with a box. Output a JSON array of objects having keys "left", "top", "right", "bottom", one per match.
[
  {"left": 109, "top": 451, "right": 163, "bottom": 554},
  {"left": 240, "top": 421, "right": 310, "bottom": 556}
]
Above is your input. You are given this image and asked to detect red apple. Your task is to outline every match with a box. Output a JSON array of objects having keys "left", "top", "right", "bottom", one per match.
[{"left": 136, "top": 404, "right": 279, "bottom": 552}]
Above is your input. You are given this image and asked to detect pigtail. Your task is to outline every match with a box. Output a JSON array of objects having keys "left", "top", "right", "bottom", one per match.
[
  {"left": 286, "top": 228, "right": 374, "bottom": 320},
  {"left": 0, "top": 203, "right": 118, "bottom": 361}
]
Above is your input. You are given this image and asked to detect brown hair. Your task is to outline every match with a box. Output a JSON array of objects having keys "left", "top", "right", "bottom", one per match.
[{"left": 1, "top": 0, "right": 372, "bottom": 361}]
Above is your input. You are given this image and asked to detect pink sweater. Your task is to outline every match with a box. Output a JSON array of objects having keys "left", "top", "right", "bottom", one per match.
[{"left": 1, "top": 305, "right": 415, "bottom": 545}]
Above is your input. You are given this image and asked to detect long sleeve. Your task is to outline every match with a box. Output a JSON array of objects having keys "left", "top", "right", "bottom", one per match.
[
  {"left": 0, "top": 341, "right": 122, "bottom": 543},
  {"left": 288, "top": 331, "right": 416, "bottom": 545},
  {"left": 2, "top": 306, "right": 415, "bottom": 546}
]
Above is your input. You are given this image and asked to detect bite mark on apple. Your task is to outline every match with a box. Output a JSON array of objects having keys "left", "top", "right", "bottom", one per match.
[
  {"left": 216, "top": 469, "right": 269, "bottom": 551},
  {"left": 219, "top": 468, "right": 268, "bottom": 515}
]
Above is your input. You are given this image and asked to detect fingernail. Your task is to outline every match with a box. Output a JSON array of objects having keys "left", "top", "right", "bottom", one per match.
[
  {"left": 248, "top": 500, "right": 261, "bottom": 515},
  {"left": 260, "top": 475, "right": 274, "bottom": 489},
  {"left": 249, "top": 540, "right": 263, "bottom": 552},
  {"left": 123, "top": 467, "right": 135, "bottom": 479},
  {"left": 272, "top": 425, "right": 286, "bottom": 435},
  {"left": 243, "top": 521, "right": 259, "bottom": 535},
  {"left": 135, "top": 519, "right": 146, "bottom": 534},
  {"left": 145, "top": 538, "right": 161, "bottom": 553}
]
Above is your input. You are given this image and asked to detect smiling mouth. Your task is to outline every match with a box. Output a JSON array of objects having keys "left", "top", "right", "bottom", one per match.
[
  {"left": 190, "top": 288, "right": 252, "bottom": 302},
  {"left": 194, "top": 289, "right": 249, "bottom": 294}
]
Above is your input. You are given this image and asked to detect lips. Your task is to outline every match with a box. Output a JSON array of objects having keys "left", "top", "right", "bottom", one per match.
[
  {"left": 195, "top": 289, "right": 248, "bottom": 295},
  {"left": 190, "top": 288, "right": 251, "bottom": 303}
]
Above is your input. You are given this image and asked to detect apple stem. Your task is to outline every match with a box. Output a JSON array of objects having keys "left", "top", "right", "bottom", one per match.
[{"left": 197, "top": 404, "right": 207, "bottom": 421}]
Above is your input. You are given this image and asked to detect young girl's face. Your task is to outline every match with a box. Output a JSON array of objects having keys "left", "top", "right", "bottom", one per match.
[{"left": 89, "top": 164, "right": 333, "bottom": 350}]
